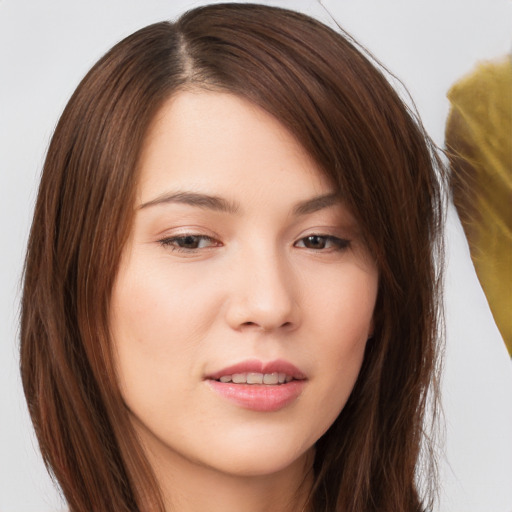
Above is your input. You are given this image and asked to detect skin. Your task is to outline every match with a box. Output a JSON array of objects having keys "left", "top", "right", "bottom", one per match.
[{"left": 110, "top": 91, "right": 379, "bottom": 512}]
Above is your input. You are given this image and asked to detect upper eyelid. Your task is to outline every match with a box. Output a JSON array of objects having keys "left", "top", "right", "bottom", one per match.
[
  {"left": 294, "top": 226, "right": 353, "bottom": 240},
  {"left": 155, "top": 226, "right": 220, "bottom": 239}
]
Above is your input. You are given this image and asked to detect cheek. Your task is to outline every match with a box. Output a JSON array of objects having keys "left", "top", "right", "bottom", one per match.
[
  {"left": 303, "top": 331, "right": 369, "bottom": 443},
  {"left": 109, "top": 257, "right": 220, "bottom": 408},
  {"left": 111, "top": 256, "right": 219, "bottom": 348},
  {"left": 302, "top": 258, "right": 377, "bottom": 346},
  {"left": 301, "top": 263, "right": 376, "bottom": 422}
]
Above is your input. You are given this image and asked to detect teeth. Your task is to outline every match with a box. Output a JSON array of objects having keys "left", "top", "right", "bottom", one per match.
[
  {"left": 232, "top": 373, "right": 246, "bottom": 384},
  {"left": 263, "top": 373, "right": 279, "bottom": 385},
  {"left": 217, "top": 372, "right": 294, "bottom": 385},
  {"left": 247, "top": 372, "right": 263, "bottom": 384}
]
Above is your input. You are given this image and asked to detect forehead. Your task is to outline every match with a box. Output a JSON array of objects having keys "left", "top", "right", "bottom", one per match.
[{"left": 136, "top": 90, "right": 334, "bottom": 207}]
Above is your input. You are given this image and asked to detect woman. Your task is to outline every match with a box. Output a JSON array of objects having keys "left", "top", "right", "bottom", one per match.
[{"left": 20, "top": 3, "right": 444, "bottom": 511}]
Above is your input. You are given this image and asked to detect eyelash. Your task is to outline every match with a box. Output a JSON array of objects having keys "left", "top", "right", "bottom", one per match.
[
  {"left": 158, "top": 234, "right": 219, "bottom": 252},
  {"left": 158, "top": 234, "right": 351, "bottom": 253},
  {"left": 295, "top": 235, "right": 350, "bottom": 251}
]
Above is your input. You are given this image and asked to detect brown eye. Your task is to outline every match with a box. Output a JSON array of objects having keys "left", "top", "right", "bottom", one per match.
[
  {"left": 295, "top": 235, "right": 350, "bottom": 251},
  {"left": 175, "top": 235, "right": 202, "bottom": 249},
  {"left": 303, "top": 235, "right": 327, "bottom": 249},
  {"left": 159, "top": 235, "right": 219, "bottom": 251}
]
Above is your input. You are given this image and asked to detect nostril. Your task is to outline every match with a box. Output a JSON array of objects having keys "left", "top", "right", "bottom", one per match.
[
  {"left": 239, "top": 320, "right": 294, "bottom": 331},
  {"left": 242, "top": 321, "right": 258, "bottom": 327}
]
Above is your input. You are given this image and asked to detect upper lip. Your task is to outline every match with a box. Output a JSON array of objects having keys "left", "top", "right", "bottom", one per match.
[{"left": 206, "top": 359, "right": 306, "bottom": 380}]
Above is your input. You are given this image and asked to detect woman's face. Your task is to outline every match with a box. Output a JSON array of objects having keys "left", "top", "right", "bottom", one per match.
[{"left": 110, "top": 91, "right": 378, "bottom": 478}]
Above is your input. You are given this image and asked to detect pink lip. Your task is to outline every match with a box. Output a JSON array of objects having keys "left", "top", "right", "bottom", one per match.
[{"left": 205, "top": 359, "right": 307, "bottom": 412}]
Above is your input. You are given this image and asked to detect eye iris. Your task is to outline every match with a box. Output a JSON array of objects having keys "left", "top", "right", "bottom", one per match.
[
  {"left": 305, "top": 235, "right": 326, "bottom": 249},
  {"left": 178, "top": 235, "right": 200, "bottom": 248}
]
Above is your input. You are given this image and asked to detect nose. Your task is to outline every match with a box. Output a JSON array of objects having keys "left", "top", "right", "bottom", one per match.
[{"left": 224, "top": 246, "right": 300, "bottom": 333}]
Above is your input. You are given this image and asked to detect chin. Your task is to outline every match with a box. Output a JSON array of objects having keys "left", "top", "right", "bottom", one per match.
[{"left": 202, "top": 443, "right": 315, "bottom": 479}]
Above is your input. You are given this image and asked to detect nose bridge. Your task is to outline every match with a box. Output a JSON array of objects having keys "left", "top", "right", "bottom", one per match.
[{"left": 225, "top": 240, "right": 298, "bottom": 331}]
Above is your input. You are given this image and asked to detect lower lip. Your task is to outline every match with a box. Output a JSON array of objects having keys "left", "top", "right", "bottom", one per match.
[{"left": 207, "top": 380, "right": 306, "bottom": 412}]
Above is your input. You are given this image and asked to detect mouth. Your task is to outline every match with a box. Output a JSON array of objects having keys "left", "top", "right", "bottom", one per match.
[
  {"left": 215, "top": 372, "right": 294, "bottom": 385},
  {"left": 206, "top": 359, "right": 306, "bottom": 383},
  {"left": 205, "top": 359, "right": 306, "bottom": 412}
]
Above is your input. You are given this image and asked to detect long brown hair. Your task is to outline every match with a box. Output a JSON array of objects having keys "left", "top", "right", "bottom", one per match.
[{"left": 20, "top": 4, "right": 444, "bottom": 511}]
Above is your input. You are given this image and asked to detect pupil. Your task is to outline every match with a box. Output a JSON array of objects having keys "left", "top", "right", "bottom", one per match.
[
  {"left": 181, "top": 236, "right": 198, "bottom": 248},
  {"left": 307, "top": 235, "right": 325, "bottom": 249}
]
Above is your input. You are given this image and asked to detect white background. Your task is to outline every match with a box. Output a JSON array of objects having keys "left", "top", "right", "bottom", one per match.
[{"left": 1, "top": 1, "right": 511, "bottom": 511}]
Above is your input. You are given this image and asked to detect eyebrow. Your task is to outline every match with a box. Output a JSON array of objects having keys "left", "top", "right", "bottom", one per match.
[
  {"left": 139, "top": 190, "right": 341, "bottom": 216},
  {"left": 292, "top": 192, "right": 341, "bottom": 216},
  {"left": 139, "top": 191, "right": 240, "bottom": 214}
]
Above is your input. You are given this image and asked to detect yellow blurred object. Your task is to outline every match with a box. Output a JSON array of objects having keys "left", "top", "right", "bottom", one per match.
[{"left": 446, "top": 56, "right": 512, "bottom": 355}]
